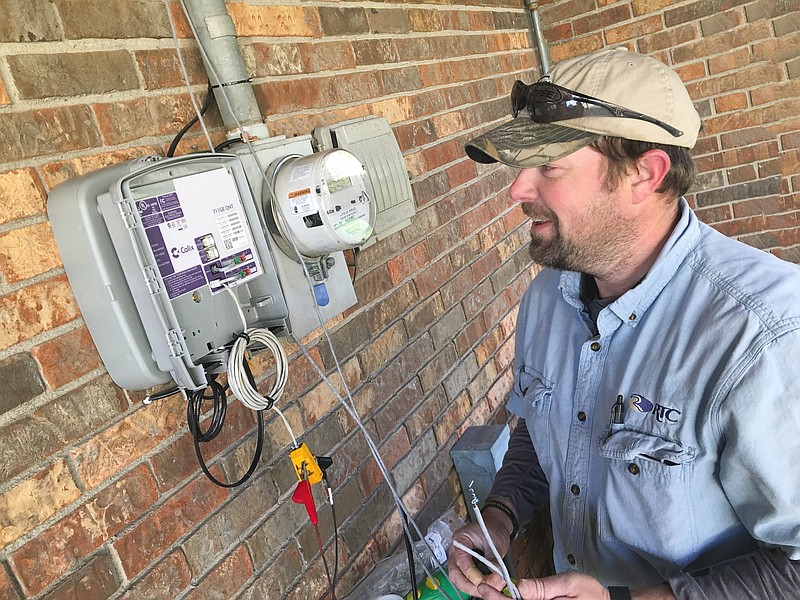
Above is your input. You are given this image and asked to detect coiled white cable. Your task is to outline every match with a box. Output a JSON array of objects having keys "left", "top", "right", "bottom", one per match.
[{"left": 227, "top": 328, "right": 288, "bottom": 411}]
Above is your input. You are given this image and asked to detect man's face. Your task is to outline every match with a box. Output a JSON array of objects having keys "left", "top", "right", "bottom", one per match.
[{"left": 508, "top": 146, "right": 638, "bottom": 278}]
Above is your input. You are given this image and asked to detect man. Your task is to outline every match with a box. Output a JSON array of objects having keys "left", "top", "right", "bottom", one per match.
[{"left": 447, "top": 47, "right": 800, "bottom": 600}]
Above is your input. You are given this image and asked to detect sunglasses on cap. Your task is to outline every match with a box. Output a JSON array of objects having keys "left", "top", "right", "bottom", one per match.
[{"left": 511, "top": 80, "right": 684, "bottom": 138}]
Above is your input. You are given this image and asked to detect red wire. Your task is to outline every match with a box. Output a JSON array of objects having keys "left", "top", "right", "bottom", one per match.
[{"left": 315, "top": 520, "right": 337, "bottom": 600}]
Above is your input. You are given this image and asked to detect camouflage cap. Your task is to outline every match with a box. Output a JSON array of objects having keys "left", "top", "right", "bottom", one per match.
[{"left": 465, "top": 47, "right": 701, "bottom": 168}]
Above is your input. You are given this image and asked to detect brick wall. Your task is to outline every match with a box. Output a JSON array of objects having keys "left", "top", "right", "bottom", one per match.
[{"left": 0, "top": 2, "right": 797, "bottom": 600}]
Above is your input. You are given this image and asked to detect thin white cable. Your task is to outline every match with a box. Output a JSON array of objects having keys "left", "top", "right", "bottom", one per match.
[
  {"left": 451, "top": 540, "right": 506, "bottom": 579},
  {"left": 163, "top": 0, "right": 215, "bottom": 152},
  {"left": 469, "top": 490, "right": 521, "bottom": 599}
]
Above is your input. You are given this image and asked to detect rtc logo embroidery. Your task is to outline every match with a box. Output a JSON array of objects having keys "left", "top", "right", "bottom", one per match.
[{"left": 627, "top": 394, "right": 682, "bottom": 423}]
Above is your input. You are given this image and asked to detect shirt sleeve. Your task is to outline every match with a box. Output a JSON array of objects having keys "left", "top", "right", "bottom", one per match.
[
  {"left": 713, "top": 330, "right": 800, "bottom": 559},
  {"left": 668, "top": 548, "right": 800, "bottom": 599},
  {"left": 486, "top": 419, "right": 550, "bottom": 527}
]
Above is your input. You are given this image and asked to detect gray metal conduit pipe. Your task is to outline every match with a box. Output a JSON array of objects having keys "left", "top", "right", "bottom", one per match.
[
  {"left": 182, "top": 0, "right": 270, "bottom": 139},
  {"left": 523, "top": 0, "right": 551, "bottom": 75}
]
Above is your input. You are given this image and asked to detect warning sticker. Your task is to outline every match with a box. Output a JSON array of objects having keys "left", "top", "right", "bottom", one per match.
[{"left": 288, "top": 187, "right": 314, "bottom": 216}]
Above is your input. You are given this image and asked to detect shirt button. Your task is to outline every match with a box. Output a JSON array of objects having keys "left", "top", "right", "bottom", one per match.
[
  {"left": 570, "top": 484, "right": 580, "bottom": 495},
  {"left": 577, "top": 411, "right": 587, "bottom": 422},
  {"left": 590, "top": 341, "right": 601, "bottom": 352},
  {"left": 567, "top": 554, "right": 576, "bottom": 565},
  {"left": 628, "top": 463, "right": 640, "bottom": 475}
]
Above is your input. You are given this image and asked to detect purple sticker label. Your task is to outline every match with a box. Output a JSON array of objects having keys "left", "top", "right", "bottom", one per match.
[
  {"left": 163, "top": 265, "right": 206, "bottom": 299},
  {"left": 163, "top": 207, "right": 184, "bottom": 221},
  {"left": 158, "top": 192, "right": 180, "bottom": 210},
  {"left": 136, "top": 197, "right": 160, "bottom": 216},
  {"left": 146, "top": 226, "right": 174, "bottom": 277},
  {"left": 141, "top": 212, "right": 165, "bottom": 228}
]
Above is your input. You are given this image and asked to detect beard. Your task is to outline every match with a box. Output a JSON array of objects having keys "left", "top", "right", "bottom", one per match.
[{"left": 523, "top": 192, "right": 639, "bottom": 278}]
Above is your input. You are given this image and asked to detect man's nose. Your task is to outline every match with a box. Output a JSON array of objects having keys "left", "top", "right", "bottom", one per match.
[{"left": 508, "top": 168, "right": 538, "bottom": 204}]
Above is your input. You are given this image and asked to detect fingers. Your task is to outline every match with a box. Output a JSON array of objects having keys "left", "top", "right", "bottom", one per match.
[{"left": 447, "top": 537, "right": 484, "bottom": 595}]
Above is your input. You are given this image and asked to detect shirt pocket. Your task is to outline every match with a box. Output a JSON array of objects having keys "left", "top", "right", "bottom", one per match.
[
  {"left": 597, "top": 428, "right": 698, "bottom": 570},
  {"left": 516, "top": 365, "right": 555, "bottom": 471}
]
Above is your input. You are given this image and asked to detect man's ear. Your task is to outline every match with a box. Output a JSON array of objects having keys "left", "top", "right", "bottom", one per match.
[{"left": 630, "top": 149, "right": 671, "bottom": 204}]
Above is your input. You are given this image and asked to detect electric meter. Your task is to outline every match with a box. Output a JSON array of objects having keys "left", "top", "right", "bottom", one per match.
[{"left": 267, "top": 149, "right": 374, "bottom": 259}]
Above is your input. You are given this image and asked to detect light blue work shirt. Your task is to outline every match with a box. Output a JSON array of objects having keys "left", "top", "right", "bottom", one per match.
[{"left": 506, "top": 199, "right": 800, "bottom": 588}]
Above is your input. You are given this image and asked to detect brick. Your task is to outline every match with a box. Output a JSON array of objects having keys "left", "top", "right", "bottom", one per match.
[
  {"left": 367, "top": 281, "right": 418, "bottom": 333},
  {"left": 714, "top": 92, "right": 749, "bottom": 113},
  {"left": 405, "top": 294, "right": 446, "bottom": 339},
  {"left": 708, "top": 47, "right": 750, "bottom": 75},
  {"left": 0, "top": 566, "right": 20, "bottom": 600},
  {"left": 70, "top": 393, "right": 184, "bottom": 489},
  {"left": 371, "top": 334, "right": 435, "bottom": 396},
  {"left": 367, "top": 8, "right": 410, "bottom": 34},
  {"left": 774, "top": 12, "right": 800, "bottom": 37},
  {"left": 639, "top": 23, "right": 699, "bottom": 54},
  {"left": 358, "top": 322, "right": 409, "bottom": 377},
  {"left": 0, "top": 77, "right": 9, "bottom": 106},
  {"left": 372, "top": 378, "right": 424, "bottom": 438},
  {"left": 39, "top": 552, "right": 118, "bottom": 600},
  {"left": 0, "top": 0, "right": 60, "bottom": 42},
  {"left": 696, "top": 176, "right": 782, "bottom": 207},
  {"left": 0, "top": 222, "right": 61, "bottom": 283},
  {"left": 541, "top": 0, "right": 597, "bottom": 24},
  {"left": 746, "top": 0, "right": 799, "bottom": 23},
  {"left": 283, "top": 558, "right": 330, "bottom": 600},
  {"left": 243, "top": 43, "right": 303, "bottom": 77},
  {"left": 387, "top": 241, "right": 431, "bottom": 285},
  {"left": 549, "top": 33, "right": 605, "bottom": 63},
  {"left": 381, "top": 65, "right": 423, "bottom": 95},
  {"left": 0, "top": 376, "right": 124, "bottom": 482},
  {"left": 605, "top": 14, "right": 663, "bottom": 45},
  {"left": 184, "top": 545, "right": 251, "bottom": 600},
  {"left": 0, "top": 353, "right": 44, "bottom": 416},
  {"left": 574, "top": 5, "right": 632, "bottom": 36},
  {"left": 223, "top": 4, "right": 321, "bottom": 37},
  {"left": 430, "top": 305, "right": 466, "bottom": 350},
  {"left": 392, "top": 428, "right": 438, "bottom": 493},
  {"left": 299, "top": 41, "right": 355, "bottom": 72},
  {"left": 317, "top": 312, "right": 371, "bottom": 369},
  {"left": 701, "top": 9, "right": 745, "bottom": 36},
  {"left": 631, "top": 0, "right": 679, "bottom": 15},
  {"left": 0, "top": 169, "right": 46, "bottom": 224},
  {"left": 240, "top": 542, "right": 302, "bottom": 599},
  {"left": 319, "top": 7, "right": 369, "bottom": 35},
  {"left": 341, "top": 483, "right": 394, "bottom": 553},
  {"left": 408, "top": 8, "right": 443, "bottom": 32},
  {"left": 118, "top": 551, "right": 191, "bottom": 600},
  {"left": 135, "top": 48, "right": 206, "bottom": 90},
  {"left": 673, "top": 24, "right": 770, "bottom": 65},
  {"left": 256, "top": 77, "right": 338, "bottom": 114},
  {"left": 0, "top": 277, "right": 80, "bottom": 351},
  {"left": 10, "top": 464, "right": 158, "bottom": 594},
  {"left": 9, "top": 51, "right": 138, "bottom": 99},
  {"left": 55, "top": 0, "right": 169, "bottom": 38},
  {"left": 353, "top": 39, "right": 398, "bottom": 67},
  {"left": 30, "top": 327, "right": 101, "bottom": 390},
  {"left": 93, "top": 94, "right": 200, "bottom": 146},
  {"left": 358, "top": 427, "right": 411, "bottom": 495},
  {"left": 0, "top": 106, "right": 102, "bottom": 162},
  {"left": 114, "top": 474, "right": 228, "bottom": 577},
  {"left": 247, "top": 499, "right": 303, "bottom": 567},
  {"left": 419, "top": 346, "right": 458, "bottom": 393},
  {"left": 665, "top": 0, "right": 751, "bottom": 28},
  {"left": 0, "top": 460, "right": 80, "bottom": 550},
  {"left": 688, "top": 63, "right": 783, "bottom": 101},
  {"left": 416, "top": 256, "right": 455, "bottom": 299}
]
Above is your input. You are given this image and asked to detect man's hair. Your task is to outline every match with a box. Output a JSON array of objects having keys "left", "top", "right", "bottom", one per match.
[{"left": 590, "top": 136, "right": 696, "bottom": 198}]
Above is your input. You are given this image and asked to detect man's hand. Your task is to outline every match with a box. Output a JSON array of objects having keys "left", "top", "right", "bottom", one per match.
[
  {"left": 477, "top": 572, "right": 610, "bottom": 600},
  {"left": 447, "top": 507, "right": 514, "bottom": 596}
]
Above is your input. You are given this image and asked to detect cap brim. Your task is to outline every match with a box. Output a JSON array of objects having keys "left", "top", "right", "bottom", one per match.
[{"left": 465, "top": 116, "right": 599, "bottom": 168}]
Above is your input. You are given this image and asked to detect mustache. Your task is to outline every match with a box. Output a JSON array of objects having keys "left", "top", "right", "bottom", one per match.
[{"left": 521, "top": 204, "right": 558, "bottom": 223}]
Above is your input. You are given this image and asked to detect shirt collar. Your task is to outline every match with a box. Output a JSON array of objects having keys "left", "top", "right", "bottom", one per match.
[{"left": 559, "top": 198, "right": 700, "bottom": 329}]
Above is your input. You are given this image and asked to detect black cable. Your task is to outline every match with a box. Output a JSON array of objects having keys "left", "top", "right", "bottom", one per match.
[
  {"left": 403, "top": 511, "right": 419, "bottom": 599},
  {"left": 214, "top": 138, "right": 241, "bottom": 153},
  {"left": 188, "top": 371, "right": 264, "bottom": 488},
  {"left": 318, "top": 457, "right": 338, "bottom": 600},
  {"left": 347, "top": 247, "right": 360, "bottom": 283},
  {"left": 167, "top": 81, "right": 214, "bottom": 157}
]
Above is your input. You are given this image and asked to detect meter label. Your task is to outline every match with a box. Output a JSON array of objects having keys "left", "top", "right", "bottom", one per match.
[
  {"left": 287, "top": 187, "right": 314, "bottom": 216},
  {"left": 290, "top": 164, "right": 313, "bottom": 182}
]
